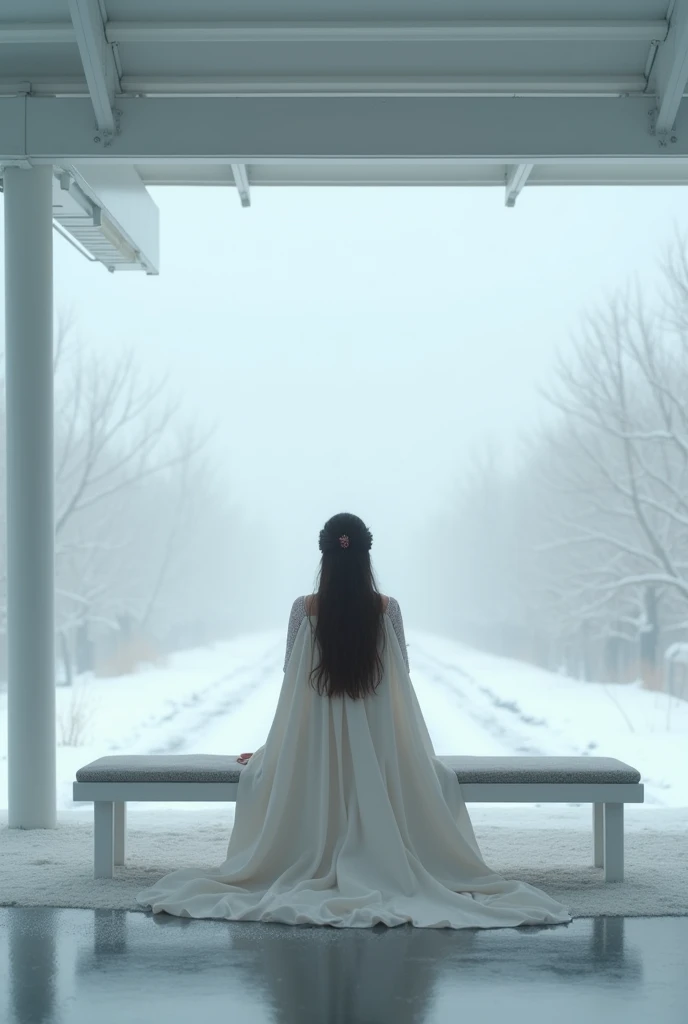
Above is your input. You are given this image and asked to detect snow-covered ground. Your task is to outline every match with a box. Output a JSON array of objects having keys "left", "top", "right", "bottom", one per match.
[{"left": 1, "top": 629, "right": 686, "bottom": 827}]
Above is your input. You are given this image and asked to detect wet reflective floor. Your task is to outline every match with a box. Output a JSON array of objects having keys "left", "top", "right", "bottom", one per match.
[{"left": 0, "top": 908, "right": 686, "bottom": 1024}]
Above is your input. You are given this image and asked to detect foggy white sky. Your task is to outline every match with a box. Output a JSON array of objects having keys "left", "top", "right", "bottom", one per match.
[{"left": 0, "top": 184, "right": 685, "bottom": 627}]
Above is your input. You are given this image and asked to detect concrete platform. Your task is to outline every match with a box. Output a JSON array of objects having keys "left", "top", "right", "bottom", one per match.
[{"left": 1, "top": 907, "right": 686, "bottom": 1024}]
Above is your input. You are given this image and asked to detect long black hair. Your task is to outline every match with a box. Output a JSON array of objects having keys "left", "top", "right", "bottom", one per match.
[{"left": 308, "top": 512, "right": 386, "bottom": 700}]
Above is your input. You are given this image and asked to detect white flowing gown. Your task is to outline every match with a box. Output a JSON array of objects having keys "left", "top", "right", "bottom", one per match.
[{"left": 136, "top": 598, "right": 573, "bottom": 929}]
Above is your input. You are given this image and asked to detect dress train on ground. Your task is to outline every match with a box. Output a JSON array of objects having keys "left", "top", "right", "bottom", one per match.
[{"left": 136, "top": 615, "right": 573, "bottom": 929}]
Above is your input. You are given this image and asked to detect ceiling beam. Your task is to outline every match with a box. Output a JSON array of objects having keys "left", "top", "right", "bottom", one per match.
[
  {"left": 651, "top": 0, "right": 688, "bottom": 135},
  {"left": 130, "top": 160, "right": 688, "bottom": 187},
  {"left": 231, "top": 163, "right": 251, "bottom": 206},
  {"left": 67, "top": 0, "right": 119, "bottom": 133},
  {"left": 505, "top": 163, "right": 533, "bottom": 206},
  {"left": 0, "top": 78, "right": 88, "bottom": 96},
  {"left": 120, "top": 75, "right": 649, "bottom": 97},
  {"left": 0, "top": 19, "right": 669, "bottom": 45},
  {"left": 104, "top": 20, "right": 669, "bottom": 44},
  {"left": 0, "top": 75, "right": 652, "bottom": 98},
  {"left": 0, "top": 23, "right": 74, "bottom": 44},
  {"left": 3, "top": 95, "right": 688, "bottom": 162}
]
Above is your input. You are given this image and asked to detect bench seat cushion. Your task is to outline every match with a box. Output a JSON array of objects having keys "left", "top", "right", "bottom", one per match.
[{"left": 76, "top": 754, "right": 641, "bottom": 785}]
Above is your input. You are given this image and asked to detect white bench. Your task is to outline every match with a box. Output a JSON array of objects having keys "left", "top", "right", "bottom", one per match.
[{"left": 73, "top": 754, "right": 643, "bottom": 882}]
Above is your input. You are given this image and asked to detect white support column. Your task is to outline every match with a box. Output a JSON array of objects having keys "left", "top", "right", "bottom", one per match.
[
  {"left": 4, "top": 165, "right": 56, "bottom": 830},
  {"left": 592, "top": 802, "right": 604, "bottom": 867},
  {"left": 114, "top": 801, "right": 127, "bottom": 865},
  {"left": 94, "top": 801, "right": 114, "bottom": 878},
  {"left": 603, "top": 802, "right": 624, "bottom": 882}
]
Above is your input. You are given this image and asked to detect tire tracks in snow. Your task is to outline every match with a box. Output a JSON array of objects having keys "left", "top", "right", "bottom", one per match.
[
  {"left": 410, "top": 642, "right": 598, "bottom": 759},
  {"left": 108, "top": 641, "right": 283, "bottom": 756},
  {"left": 412, "top": 642, "right": 670, "bottom": 805}
]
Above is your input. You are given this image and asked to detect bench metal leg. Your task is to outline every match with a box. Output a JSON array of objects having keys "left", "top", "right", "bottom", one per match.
[
  {"left": 94, "top": 801, "right": 114, "bottom": 879},
  {"left": 592, "top": 802, "right": 604, "bottom": 867},
  {"left": 603, "top": 802, "right": 624, "bottom": 882},
  {"left": 114, "top": 802, "right": 127, "bottom": 866}
]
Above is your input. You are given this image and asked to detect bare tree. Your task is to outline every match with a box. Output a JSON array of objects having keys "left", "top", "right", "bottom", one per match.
[
  {"left": 0, "top": 317, "right": 216, "bottom": 683},
  {"left": 54, "top": 322, "right": 211, "bottom": 538},
  {"left": 426, "top": 241, "right": 688, "bottom": 690},
  {"left": 533, "top": 267, "right": 688, "bottom": 680}
]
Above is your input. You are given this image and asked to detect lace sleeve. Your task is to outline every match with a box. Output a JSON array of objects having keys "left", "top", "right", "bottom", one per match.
[
  {"left": 386, "top": 597, "right": 409, "bottom": 672},
  {"left": 283, "top": 595, "right": 307, "bottom": 672}
]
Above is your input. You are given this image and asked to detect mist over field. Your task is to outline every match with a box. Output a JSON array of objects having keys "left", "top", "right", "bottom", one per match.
[{"left": 1, "top": 183, "right": 687, "bottom": 818}]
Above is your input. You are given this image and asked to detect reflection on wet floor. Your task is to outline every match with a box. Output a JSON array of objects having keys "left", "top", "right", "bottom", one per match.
[{"left": 1, "top": 907, "right": 686, "bottom": 1024}]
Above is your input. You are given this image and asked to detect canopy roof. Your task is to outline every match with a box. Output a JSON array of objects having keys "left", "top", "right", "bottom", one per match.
[{"left": 1, "top": 0, "right": 688, "bottom": 269}]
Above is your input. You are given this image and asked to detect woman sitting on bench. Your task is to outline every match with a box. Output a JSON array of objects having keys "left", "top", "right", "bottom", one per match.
[{"left": 137, "top": 512, "right": 572, "bottom": 930}]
